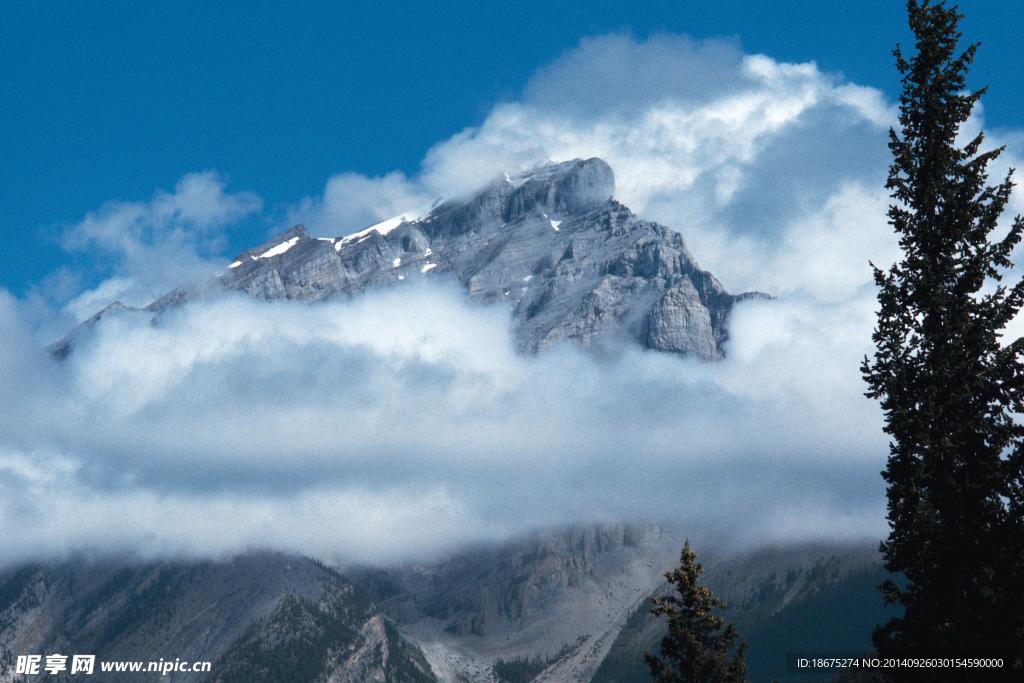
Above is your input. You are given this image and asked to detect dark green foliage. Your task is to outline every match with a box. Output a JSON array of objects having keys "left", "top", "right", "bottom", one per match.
[
  {"left": 862, "top": 0, "right": 1024, "bottom": 673},
  {"left": 492, "top": 640, "right": 578, "bottom": 682},
  {"left": 492, "top": 654, "right": 550, "bottom": 683},
  {"left": 0, "top": 564, "right": 41, "bottom": 614},
  {"left": 734, "top": 567, "right": 897, "bottom": 683},
  {"left": 383, "top": 620, "right": 437, "bottom": 683},
  {"left": 594, "top": 594, "right": 675, "bottom": 683},
  {"left": 94, "top": 566, "right": 191, "bottom": 650},
  {"left": 645, "top": 542, "right": 747, "bottom": 682},
  {"left": 209, "top": 594, "right": 359, "bottom": 683}
]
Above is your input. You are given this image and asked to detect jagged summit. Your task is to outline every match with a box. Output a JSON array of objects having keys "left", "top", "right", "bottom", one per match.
[
  {"left": 54, "top": 158, "right": 766, "bottom": 359},
  {"left": 422, "top": 157, "right": 615, "bottom": 240}
]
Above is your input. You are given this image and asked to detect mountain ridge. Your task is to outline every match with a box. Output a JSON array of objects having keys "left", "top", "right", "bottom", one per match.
[
  {"left": 0, "top": 530, "right": 884, "bottom": 683},
  {"left": 53, "top": 158, "right": 766, "bottom": 360}
]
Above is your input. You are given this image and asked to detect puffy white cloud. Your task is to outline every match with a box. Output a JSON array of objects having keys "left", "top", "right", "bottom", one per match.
[
  {"left": 287, "top": 171, "right": 433, "bottom": 236},
  {"left": 521, "top": 34, "right": 746, "bottom": 114},
  {"left": 60, "top": 172, "right": 262, "bottom": 317},
  {"left": 61, "top": 276, "right": 135, "bottom": 323},
  {"left": 64, "top": 172, "right": 262, "bottom": 254}
]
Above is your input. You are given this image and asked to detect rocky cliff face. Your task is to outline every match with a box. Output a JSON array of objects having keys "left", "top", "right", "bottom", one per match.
[
  {"left": 57, "top": 158, "right": 763, "bottom": 360},
  {"left": 353, "top": 523, "right": 682, "bottom": 682}
]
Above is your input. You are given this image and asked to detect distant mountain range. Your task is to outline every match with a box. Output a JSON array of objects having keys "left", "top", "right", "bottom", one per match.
[
  {"left": 53, "top": 158, "right": 765, "bottom": 360},
  {"left": 0, "top": 528, "right": 887, "bottom": 682}
]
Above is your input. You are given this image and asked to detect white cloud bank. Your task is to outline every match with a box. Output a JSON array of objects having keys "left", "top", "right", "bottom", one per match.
[
  {"left": 0, "top": 284, "right": 886, "bottom": 566},
  {"left": 3, "top": 33, "right": 1022, "bottom": 566}
]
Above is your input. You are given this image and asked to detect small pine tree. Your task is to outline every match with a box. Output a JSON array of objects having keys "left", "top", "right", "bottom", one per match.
[
  {"left": 862, "top": 0, "right": 1024, "bottom": 672},
  {"left": 645, "top": 542, "right": 748, "bottom": 682}
]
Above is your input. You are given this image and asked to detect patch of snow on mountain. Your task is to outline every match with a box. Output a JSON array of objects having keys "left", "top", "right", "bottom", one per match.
[
  {"left": 334, "top": 213, "right": 418, "bottom": 253},
  {"left": 258, "top": 236, "right": 301, "bottom": 259},
  {"left": 335, "top": 233, "right": 372, "bottom": 252}
]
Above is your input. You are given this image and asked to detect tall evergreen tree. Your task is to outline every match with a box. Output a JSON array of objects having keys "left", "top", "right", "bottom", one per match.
[
  {"left": 862, "top": 0, "right": 1024, "bottom": 673},
  {"left": 645, "top": 542, "right": 747, "bottom": 682}
]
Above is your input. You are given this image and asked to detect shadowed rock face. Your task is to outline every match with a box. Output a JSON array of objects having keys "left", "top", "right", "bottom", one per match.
[
  {"left": 0, "top": 554, "right": 435, "bottom": 683},
  {"left": 57, "top": 158, "right": 764, "bottom": 360}
]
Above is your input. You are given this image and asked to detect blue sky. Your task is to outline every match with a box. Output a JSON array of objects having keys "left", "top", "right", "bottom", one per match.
[{"left": 1, "top": 0, "right": 1021, "bottom": 296}]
